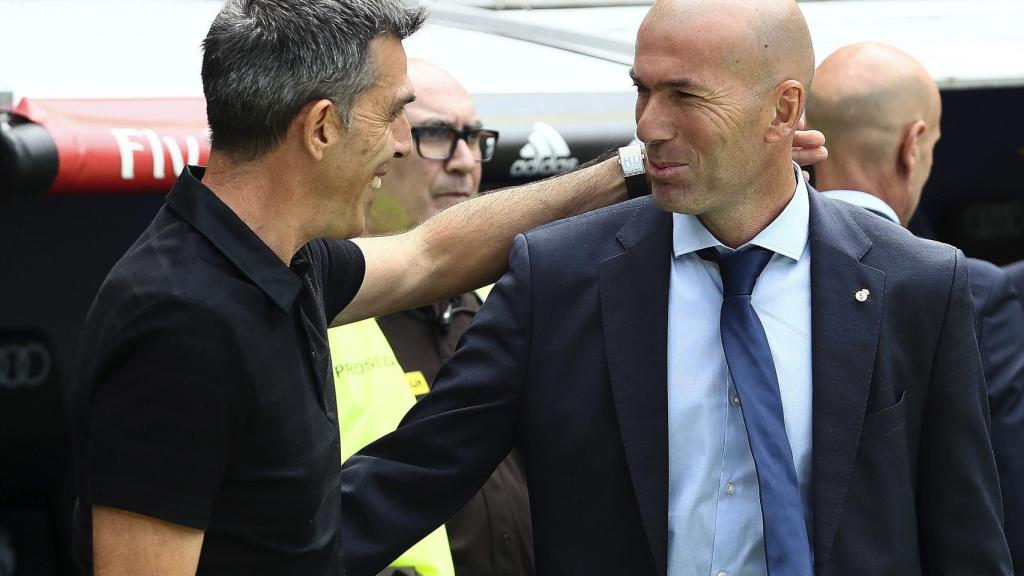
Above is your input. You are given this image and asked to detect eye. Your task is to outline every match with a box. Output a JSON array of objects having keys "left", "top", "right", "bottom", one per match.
[{"left": 417, "top": 126, "right": 451, "bottom": 142}]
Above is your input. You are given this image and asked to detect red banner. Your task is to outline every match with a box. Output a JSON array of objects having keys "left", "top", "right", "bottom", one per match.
[{"left": 14, "top": 98, "right": 210, "bottom": 195}]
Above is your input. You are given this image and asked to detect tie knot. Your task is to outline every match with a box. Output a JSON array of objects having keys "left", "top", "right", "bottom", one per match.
[{"left": 698, "top": 246, "right": 774, "bottom": 297}]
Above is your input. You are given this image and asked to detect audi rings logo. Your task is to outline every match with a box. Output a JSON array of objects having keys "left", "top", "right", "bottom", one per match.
[{"left": 0, "top": 342, "right": 52, "bottom": 389}]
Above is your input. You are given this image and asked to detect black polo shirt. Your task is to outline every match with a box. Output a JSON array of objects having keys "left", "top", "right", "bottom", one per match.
[{"left": 71, "top": 166, "right": 364, "bottom": 575}]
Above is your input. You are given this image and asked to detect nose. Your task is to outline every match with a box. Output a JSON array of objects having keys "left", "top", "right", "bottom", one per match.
[
  {"left": 393, "top": 111, "right": 413, "bottom": 159},
  {"left": 635, "top": 94, "right": 673, "bottom": 146},
  {"left": 445, "top": 138, "right": 476, "bottom": 174}
]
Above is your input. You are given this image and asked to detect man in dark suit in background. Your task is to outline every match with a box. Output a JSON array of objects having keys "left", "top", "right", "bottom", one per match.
[
  {"left": 342, "top": 1, "right": 1013, "bottom": 574},
  {"left": 807, "top": 42, "right": 1024, "bottom": 573}
]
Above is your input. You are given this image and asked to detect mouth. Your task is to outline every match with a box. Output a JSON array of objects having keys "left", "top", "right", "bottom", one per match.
[
  {"left": 648, "top": 160, "right": 689, "bottom": 179},
  {"left": 433, "top": 191, "right": 471, "bottom": 201}
]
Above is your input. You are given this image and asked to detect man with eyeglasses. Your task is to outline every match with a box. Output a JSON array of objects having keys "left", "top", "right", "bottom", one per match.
[{"left": 329, "top": 59, "right": 532, "bottom": 576}]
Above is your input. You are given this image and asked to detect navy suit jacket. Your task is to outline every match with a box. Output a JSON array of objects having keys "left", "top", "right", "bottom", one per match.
[
  {"left": 342, "top": 191, "right": 1012, "bottom": 575},
  {"left": 977, "top": 259, "right": 1024, "bottom": 575}
]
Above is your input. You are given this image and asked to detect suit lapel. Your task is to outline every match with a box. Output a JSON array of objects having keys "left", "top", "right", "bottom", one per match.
[
  {"left": 599, "top": 199, "right": 673, "bottom": 576},
  {"left": 807, "top": 190, "right": 885, "bottom": 569}
]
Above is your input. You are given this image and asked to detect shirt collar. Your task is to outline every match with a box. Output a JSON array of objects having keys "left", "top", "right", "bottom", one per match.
[
  {"left": 672, "top": 162, "right": 810, "bottom": 261},
  {"left": 166, "top": 166, "right": 303, "bottom": 312},
  {"left": 820, "top": 189, "right": 901, "bottom": 225}
]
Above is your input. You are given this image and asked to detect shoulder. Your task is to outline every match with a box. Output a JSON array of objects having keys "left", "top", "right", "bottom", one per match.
[
  {"left": 965, "top": 257, "right": 1006, "bottom": 290},
  {"left": 1003, "top": 259, "right": 1024, "bottom": 284},
  {"left": 305, "top": 239, "right": 366, "bottom": 317},
  {"left": 830, "top": 198, "right": 959, "bottom": 275},
  {"left": 518, "top": 196, "right": 659, "bottom": 260},
  {"left": 526, "top": 195, "right": 651, "bottom": 241},
  {"left": 104, "top": 208, "right": 242, "bottom": 304},
  {"left": 89, "top": 216, "right": 252, "bottom": 343}
]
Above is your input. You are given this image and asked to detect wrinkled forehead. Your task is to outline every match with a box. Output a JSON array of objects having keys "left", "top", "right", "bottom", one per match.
[
  {"left": 634, "top": 12, "right": 757, "bottom": 89},
  {"left": 405, "top": 87, "right": 477, "bottom": 128},
  {"left": 404, "top": 63, "right": 479, "bottom": 126}
]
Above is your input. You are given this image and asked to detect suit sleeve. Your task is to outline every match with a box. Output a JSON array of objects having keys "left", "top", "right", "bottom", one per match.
[
  {"left": 974, "top": 267, "right": 1024, "bottom": 574},
  {"left": 918, "top": 250, "right": 1014, "bottom": 574},
  {"left": 340, "top": 235, "right": 533, "bottom": 576}
]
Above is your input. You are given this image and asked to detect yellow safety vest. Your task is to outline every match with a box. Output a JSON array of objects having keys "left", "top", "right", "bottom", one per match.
[{"left": 329, "top": 319, "right": 456, "bottom": 576}]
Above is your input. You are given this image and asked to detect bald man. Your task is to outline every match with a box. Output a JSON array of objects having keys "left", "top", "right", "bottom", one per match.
[
  {"left": 332, "top": 59, "right": 533, "bottom": 576},
  {"left": 341, "top": 2, "right": 1012, "bottom": 575},
  {"left": 808, "top": 42, "right": 1024, "bottom": 574}
]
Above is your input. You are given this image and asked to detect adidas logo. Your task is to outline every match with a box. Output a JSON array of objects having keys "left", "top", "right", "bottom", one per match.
[{"left": 510, "top": 122, "right": 579, "bottom": 177}]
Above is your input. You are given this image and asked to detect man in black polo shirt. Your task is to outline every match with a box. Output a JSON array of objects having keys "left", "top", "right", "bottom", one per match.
[{"left": 70, "top": 1, "right": 651, "bottom": 575}]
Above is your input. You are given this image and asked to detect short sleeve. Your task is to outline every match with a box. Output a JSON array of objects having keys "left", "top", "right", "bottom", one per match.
[
  {"left": 85, "top": 299, "right": 243, "bottom": 530},
  {"left": 321, "top": 239, "right": 366, "bottom": 320}
]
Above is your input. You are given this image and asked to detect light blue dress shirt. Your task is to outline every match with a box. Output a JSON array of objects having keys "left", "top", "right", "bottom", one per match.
[{"left": 667, "top": 166, "right": 813, "bottom": 576}]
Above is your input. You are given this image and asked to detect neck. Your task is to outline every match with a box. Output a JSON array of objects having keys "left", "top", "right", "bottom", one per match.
[
  {"left": 815, "top": 162, "right": 904, "bottom": 223},
  {"left": 202, "top": 151, "right": 313, "bottom": 265},
  {"left": 699, "top": 157, "right": 796, "bottom": 249}
]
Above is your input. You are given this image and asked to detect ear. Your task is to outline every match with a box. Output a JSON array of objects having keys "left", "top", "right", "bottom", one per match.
[
  {"left": 765, "top": 80, "right": 805, "bottom": 144},
  {"left": 898, "top": 120, "right": 928, "bottom": 176},
  {"left": 300, "top": 99, "right": 341, "bottom": 161}
]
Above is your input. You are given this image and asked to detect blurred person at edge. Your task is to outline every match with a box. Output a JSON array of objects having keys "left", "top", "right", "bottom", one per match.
[
  {"left": 339, "top": 0, "right": 1012, "bottom": 574},
  {"left": 329, "top": 59, "right": 533, "bottom": 576},
  {"left": 807, "top": 41, "right": 1024, "bottom": 574}
]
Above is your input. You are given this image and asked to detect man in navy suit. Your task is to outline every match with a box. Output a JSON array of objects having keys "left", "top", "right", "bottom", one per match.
[
  {"left": 807, "top": 41, "right": 1024, "bottom": 574},
  {"left": 342, "top": 1, "right": 1013, "bottom": 574}
]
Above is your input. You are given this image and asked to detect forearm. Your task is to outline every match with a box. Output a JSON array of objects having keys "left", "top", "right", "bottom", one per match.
[
  {"left": 415, "top": 156, "right": 623, "bottom": 295},
  {"left": 339, "top": 157, "right": 623, "bottom": 324}
]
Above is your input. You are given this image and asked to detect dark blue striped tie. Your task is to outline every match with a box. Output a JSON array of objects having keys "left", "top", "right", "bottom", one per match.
[{"left": 699, "top": 246, "right": 812, "bottom": 576}]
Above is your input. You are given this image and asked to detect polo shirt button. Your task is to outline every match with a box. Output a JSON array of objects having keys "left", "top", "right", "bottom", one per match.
[
  {"left": 725, "top": 483, "right": 736, "bottom": 495},
  {"left": 502, "top": 532, "right": 511, "bottom": 543},
  {"left": 717, "top": 571, "right": 728, "bottom": 576},
  {"left": 730, "top": 395, "right": 740, "bottom": 407}
]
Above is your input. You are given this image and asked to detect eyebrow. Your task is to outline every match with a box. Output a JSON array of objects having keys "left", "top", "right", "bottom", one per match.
[
  {"left": 416, "top": 118, "right": 485, "bottom": 130},
  {"left": 391, "top": 91, "right": 416, "bottom": 115},
  {"left": 629, "top": 68, "right": 707, "bottom": 93}
]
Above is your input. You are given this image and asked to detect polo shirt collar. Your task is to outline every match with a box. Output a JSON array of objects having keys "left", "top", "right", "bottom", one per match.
[
  {"left": 166, "top": 166, "right": 303, "bottom": 312},
  {"left": 672, "top": 162, "right": 810, "bottom": 261}
]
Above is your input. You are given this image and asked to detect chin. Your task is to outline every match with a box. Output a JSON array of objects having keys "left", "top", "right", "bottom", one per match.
[{"left": 651, "top": 181, "right": 703, "bottom": 215}]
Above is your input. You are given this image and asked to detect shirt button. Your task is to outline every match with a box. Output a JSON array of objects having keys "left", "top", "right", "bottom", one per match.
[
  {"left": 730, "top": 395, "right": 740, "bottom": 406},
  {"left": 502, "top": 532, "right": 511, "bottom": 543},
  {"left": 717, "top": 571, "right": 728, "bottom": 576},
  {"left": 725, "top": 483, "right": 736, "bottom": 495}
]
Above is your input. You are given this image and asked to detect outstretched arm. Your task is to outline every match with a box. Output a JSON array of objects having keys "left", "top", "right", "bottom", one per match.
[
  {"left": 336, "top": 130, "right": 826, "bottom": 324},
  {"left": 338, "top": 156, "right": 623, "bottom": 324}
]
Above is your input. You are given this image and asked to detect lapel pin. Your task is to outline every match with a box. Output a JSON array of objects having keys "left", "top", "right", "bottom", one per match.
[{"left": 855, "top": 289, "right": 870, "bottom": 302}]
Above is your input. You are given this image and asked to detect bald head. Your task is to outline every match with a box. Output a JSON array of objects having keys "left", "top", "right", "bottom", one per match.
[
  {"left": 643, "top": 0, "right": 814, "bottom": 91},
  {"left": 407, "top": 58, "right": 473, "bottom": 107},
  {"left": 807, "top": 42, "right": 942, "bottom": 223}
]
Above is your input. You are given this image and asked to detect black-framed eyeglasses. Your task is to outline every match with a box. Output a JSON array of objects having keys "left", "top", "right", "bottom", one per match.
[{"left": 410, "top": 125, "right": 500, "bottom": 163}]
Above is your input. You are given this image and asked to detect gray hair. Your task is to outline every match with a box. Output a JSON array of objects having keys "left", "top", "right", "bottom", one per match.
[{"left": 202, "top": 0, "right": 427, "bottom": 161}]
